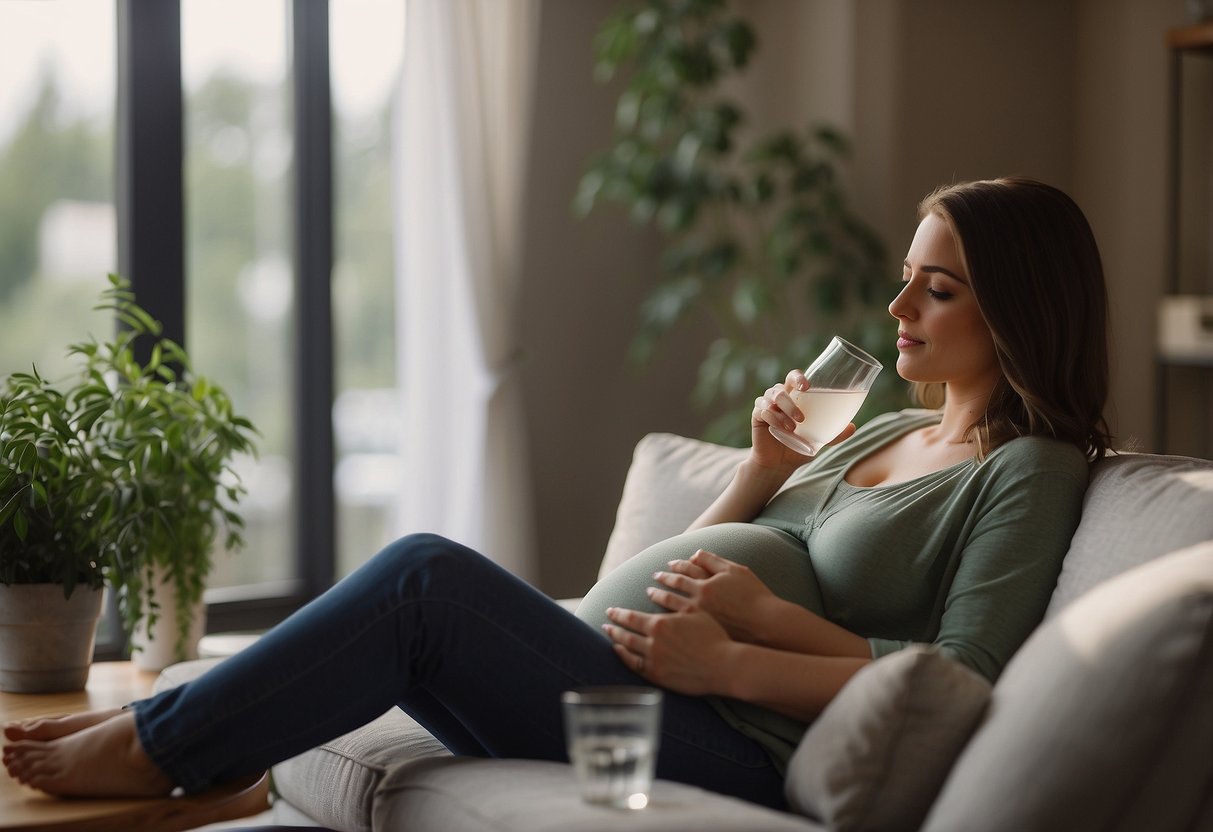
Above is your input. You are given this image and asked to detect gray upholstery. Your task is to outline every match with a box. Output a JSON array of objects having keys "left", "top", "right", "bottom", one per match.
[
  {"left": 373, "top": 757, "right": 820, "bottom": 832},
  {"left": 1046, "top": 453, "right": 1213, "bottom": 616}
]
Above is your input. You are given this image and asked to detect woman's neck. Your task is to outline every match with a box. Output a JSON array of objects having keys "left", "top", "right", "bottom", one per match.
[{"left": 932, "top": 385, "right": 994, "bottom": 445}]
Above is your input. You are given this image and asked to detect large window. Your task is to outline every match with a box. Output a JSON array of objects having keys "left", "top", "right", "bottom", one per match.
[{"left": 0, "top": 0, "right": 404, "bottom": 643}]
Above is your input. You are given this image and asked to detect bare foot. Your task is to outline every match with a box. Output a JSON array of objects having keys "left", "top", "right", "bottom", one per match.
[
  {"left": 4, "top": 707, "right": 124, "bottom": 741},
  {"left": 2, "top": 710, "right": 174, "bottom": 797}
]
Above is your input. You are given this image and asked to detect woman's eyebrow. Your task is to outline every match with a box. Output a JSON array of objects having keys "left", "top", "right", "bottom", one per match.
[{"left": 903, "top": 260, "right": 969, "bottom": 285}]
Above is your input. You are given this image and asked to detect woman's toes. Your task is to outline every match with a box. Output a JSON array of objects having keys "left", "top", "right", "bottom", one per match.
[{"left": 4, "top": 709, "right": 124, "bottom": 742}]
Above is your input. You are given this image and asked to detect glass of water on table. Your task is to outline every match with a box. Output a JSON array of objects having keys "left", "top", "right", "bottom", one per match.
[
  {"left": 768, "top": 336, "right": 883, "bottom": 456},
  {"left": 562, "top": 687, "right": 663, "bottom": 810}
]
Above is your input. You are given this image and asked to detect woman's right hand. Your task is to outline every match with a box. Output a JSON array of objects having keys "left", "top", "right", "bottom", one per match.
[
  {"left": 750, "top": 369, "right": 856, "bottom": 470},
  {"left": 648, "top": 548, "right": 781, "bottom": 645},
  {"left": 686, "top": 369, "right": 856, "bottom": 533},
  {"left": 750, "top": 369, "right": 815, "bottom": 470}
]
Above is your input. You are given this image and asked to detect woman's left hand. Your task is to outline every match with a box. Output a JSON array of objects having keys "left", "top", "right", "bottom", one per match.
[
  {"left": 603, "top": 607, "right": 735, "bottom": 696},
  {"left": 647, "top": 549, "right": 780, "bottom": 645}
]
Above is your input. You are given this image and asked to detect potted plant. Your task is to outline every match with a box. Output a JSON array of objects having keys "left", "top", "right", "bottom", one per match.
[
  {"left": 576, "top": 0, "right": 905, "bottom": 443},
  {"left": 0, "top": 275, "right": 257, "bottom": 689},
  {"left": 0, "top": 363, "right": 115, "bottom": 691}
]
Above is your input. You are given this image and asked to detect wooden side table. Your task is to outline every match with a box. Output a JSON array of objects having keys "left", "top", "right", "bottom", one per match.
[{"left": 0, "top": 661, "right": 269, "bottom": 832}]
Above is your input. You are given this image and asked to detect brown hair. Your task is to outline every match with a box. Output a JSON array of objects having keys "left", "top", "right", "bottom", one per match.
[{"left": 913, "top": 177, "right": 1111, "bottom": 460}]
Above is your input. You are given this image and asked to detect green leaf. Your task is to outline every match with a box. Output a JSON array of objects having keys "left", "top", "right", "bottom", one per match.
[
  {"left": 814, "top": 125, "right": 850, "bottom": 156},
  {"left": 0, "top": 488, "right": 24, "bottom": 528},
  {"left": 615, "top": 90, "right": 642, "bottom": 133},
  {"left": 657, "top": 197, "right": 696, "bottom": 232},
  {"left": 192, "top": 377, "right": 211, "bottom": 402},
  {"left": 673, "top": 132, "right": 702, "bottom": 176},
  {"left": 12, "top": 509, "right": 28, "bottom": 541}
]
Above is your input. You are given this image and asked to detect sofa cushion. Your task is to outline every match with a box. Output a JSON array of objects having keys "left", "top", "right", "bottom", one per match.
[
  {"left": 152, "top": 656, "right": 223, "bottom": 694},
  {"left": 272, "top": 708, "right": 450, "bottom": 832},
  {"left": 785, "top": 646, "right": 991, "bottom": 832},
  {"left": 373, "top": 757, "right": 819, "bottom": 831},
  {"left": 921, "top": 542, "right": 1213, "bottom": 832},
  {"left": 1047, "top": 452, "right": 1213, "bottom": 616},
  {"left": 599, "top": 433, "right": 746, "bottom": 579}
]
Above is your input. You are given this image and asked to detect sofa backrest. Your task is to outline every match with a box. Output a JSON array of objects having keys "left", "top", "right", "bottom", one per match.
[{"left": 1045, "top": 452, "right": 1213, "bottom": 618}]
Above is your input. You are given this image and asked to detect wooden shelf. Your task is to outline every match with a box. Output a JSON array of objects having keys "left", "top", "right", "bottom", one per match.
[{"left": 1168, "top": 22, "right": 1213, "bottom": 52}]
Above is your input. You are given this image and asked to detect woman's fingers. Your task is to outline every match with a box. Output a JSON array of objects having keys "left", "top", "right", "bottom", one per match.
[
  {"left": 610, "top": 642, "right": 648, "bottom": 676},
  {"left": 605, "top": 606, "right": 649, "bottom": 635},
  {"left": 604, "top": 608, "right": 654, "bottom": 676},
  {"left": 646, "top": 585, "right": 691, "bottom": 612},
  {"left": 688, "top": 549, "right": 730, "bottom": 573},
  {"left": 753, "top": 386, "right": 801, "bottom": 432},
  {"left": 653, "top": 570, "right": 693, "bottom": 593},
  {"left": 665, "top": 558, "right": 710, "bottom": 580}
]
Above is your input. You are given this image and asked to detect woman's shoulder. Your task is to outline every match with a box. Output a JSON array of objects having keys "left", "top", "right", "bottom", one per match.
[{"left": 983, "top": 433, "right": 1089, "bottom": 484}]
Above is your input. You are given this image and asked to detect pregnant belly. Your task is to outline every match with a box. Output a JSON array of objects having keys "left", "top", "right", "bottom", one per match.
[{"left": 574, "top": 522, "right": 822, "bottom": 630}]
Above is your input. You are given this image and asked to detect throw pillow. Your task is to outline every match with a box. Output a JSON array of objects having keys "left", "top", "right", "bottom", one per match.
[
  {"left": 784, "top": 646, "right": 992, "bottom": 832},
  {"left": 921, "top": 541, "right": 1213, "bottom": 832},
  {"left": 598, "top": 433, "right": 746, "bottom": 579}
]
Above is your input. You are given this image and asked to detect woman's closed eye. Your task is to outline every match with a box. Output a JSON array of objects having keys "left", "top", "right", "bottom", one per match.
[{"left": 927, "top": 288, "right": 953, "bottom": 300}]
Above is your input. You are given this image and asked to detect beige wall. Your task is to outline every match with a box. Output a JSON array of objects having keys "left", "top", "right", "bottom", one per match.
[
  {"left": 1072, "top": 0, "right": 1192, "bottom": 454},
  {"left": 520, "top": 0, "right": 1197, "bottom": 597},
  {"left": 519, "top": 1, "right": 712, "bottom": 597}
]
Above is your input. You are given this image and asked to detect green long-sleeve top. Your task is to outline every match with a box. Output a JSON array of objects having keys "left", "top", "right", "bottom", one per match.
[{"left": 577, "top": 409, "right": 1089, "bottom": 770}]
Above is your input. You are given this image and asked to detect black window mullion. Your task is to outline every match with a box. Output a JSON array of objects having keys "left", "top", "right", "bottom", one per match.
[
  {"left": 116, "top": 0, "right": 184, "bottom": 353},
  {"left": 291, "top": 0, "right": 337, "bottom": 597}
]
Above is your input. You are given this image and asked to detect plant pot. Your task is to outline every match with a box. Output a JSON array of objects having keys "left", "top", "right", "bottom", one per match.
[
  {"left": 129, "top": 567, "right": 206, "bottom": 672},
  {"left": 0, "top": 584, "right": 104, "bottom": 693}
]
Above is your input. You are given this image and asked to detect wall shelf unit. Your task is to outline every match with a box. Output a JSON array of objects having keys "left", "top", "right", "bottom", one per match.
[{"left": 1156, "top": 22, "right": 1213, "bottom": 458}]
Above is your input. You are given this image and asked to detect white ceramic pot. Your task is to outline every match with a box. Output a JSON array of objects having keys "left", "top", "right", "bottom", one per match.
[
  {"left": 130, "top": 567, "right": 206, "bottom": 672},
  {"left": 0, "top": 583, "right": 104, "bottom": 692}
]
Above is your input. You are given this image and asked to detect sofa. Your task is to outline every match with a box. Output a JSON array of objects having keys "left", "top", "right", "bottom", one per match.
[{"left": 158, "top": 432, "right": 1213, "bottom": 832}]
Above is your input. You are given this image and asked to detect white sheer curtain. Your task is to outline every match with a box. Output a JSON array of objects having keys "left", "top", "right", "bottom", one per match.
[{"left": 392, "top": 0, "right": 539, "bottom": 579}]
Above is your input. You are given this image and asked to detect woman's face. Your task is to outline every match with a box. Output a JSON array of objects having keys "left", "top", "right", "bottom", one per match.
[{"left": 889, "top": 212, "right": 1001, "bottom": 394}]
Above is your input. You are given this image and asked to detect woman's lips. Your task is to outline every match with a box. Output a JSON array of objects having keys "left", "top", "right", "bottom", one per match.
[{"left": 897, "top": 332, "right": 924, "bottom": 349}]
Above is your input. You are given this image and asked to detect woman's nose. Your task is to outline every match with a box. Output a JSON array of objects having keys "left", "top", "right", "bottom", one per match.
[{"left": 888, "top": 284, "right": 914, "bottom": 320}]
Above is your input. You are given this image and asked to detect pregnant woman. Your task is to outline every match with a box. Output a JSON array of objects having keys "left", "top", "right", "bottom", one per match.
[{"left": 3, "top": 177, "right": 1112, "bottom": 811}]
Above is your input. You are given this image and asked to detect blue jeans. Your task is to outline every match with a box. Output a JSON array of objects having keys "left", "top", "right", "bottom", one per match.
[{"left": 132, "top": 534, "right": 787, "bottom": 809}]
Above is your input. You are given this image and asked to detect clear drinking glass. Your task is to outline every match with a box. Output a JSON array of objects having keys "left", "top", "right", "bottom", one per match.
[
  {"left": 562, "top": 687, "right": 663, "bottom": 810},
  {"left": 768, "top": 336, "right": 883, "bottom": 456}
]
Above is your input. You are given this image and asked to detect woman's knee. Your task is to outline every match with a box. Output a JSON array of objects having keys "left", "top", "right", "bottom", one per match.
[{"left": 373, "top": 533, "right": 488, "bottom": 578}]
